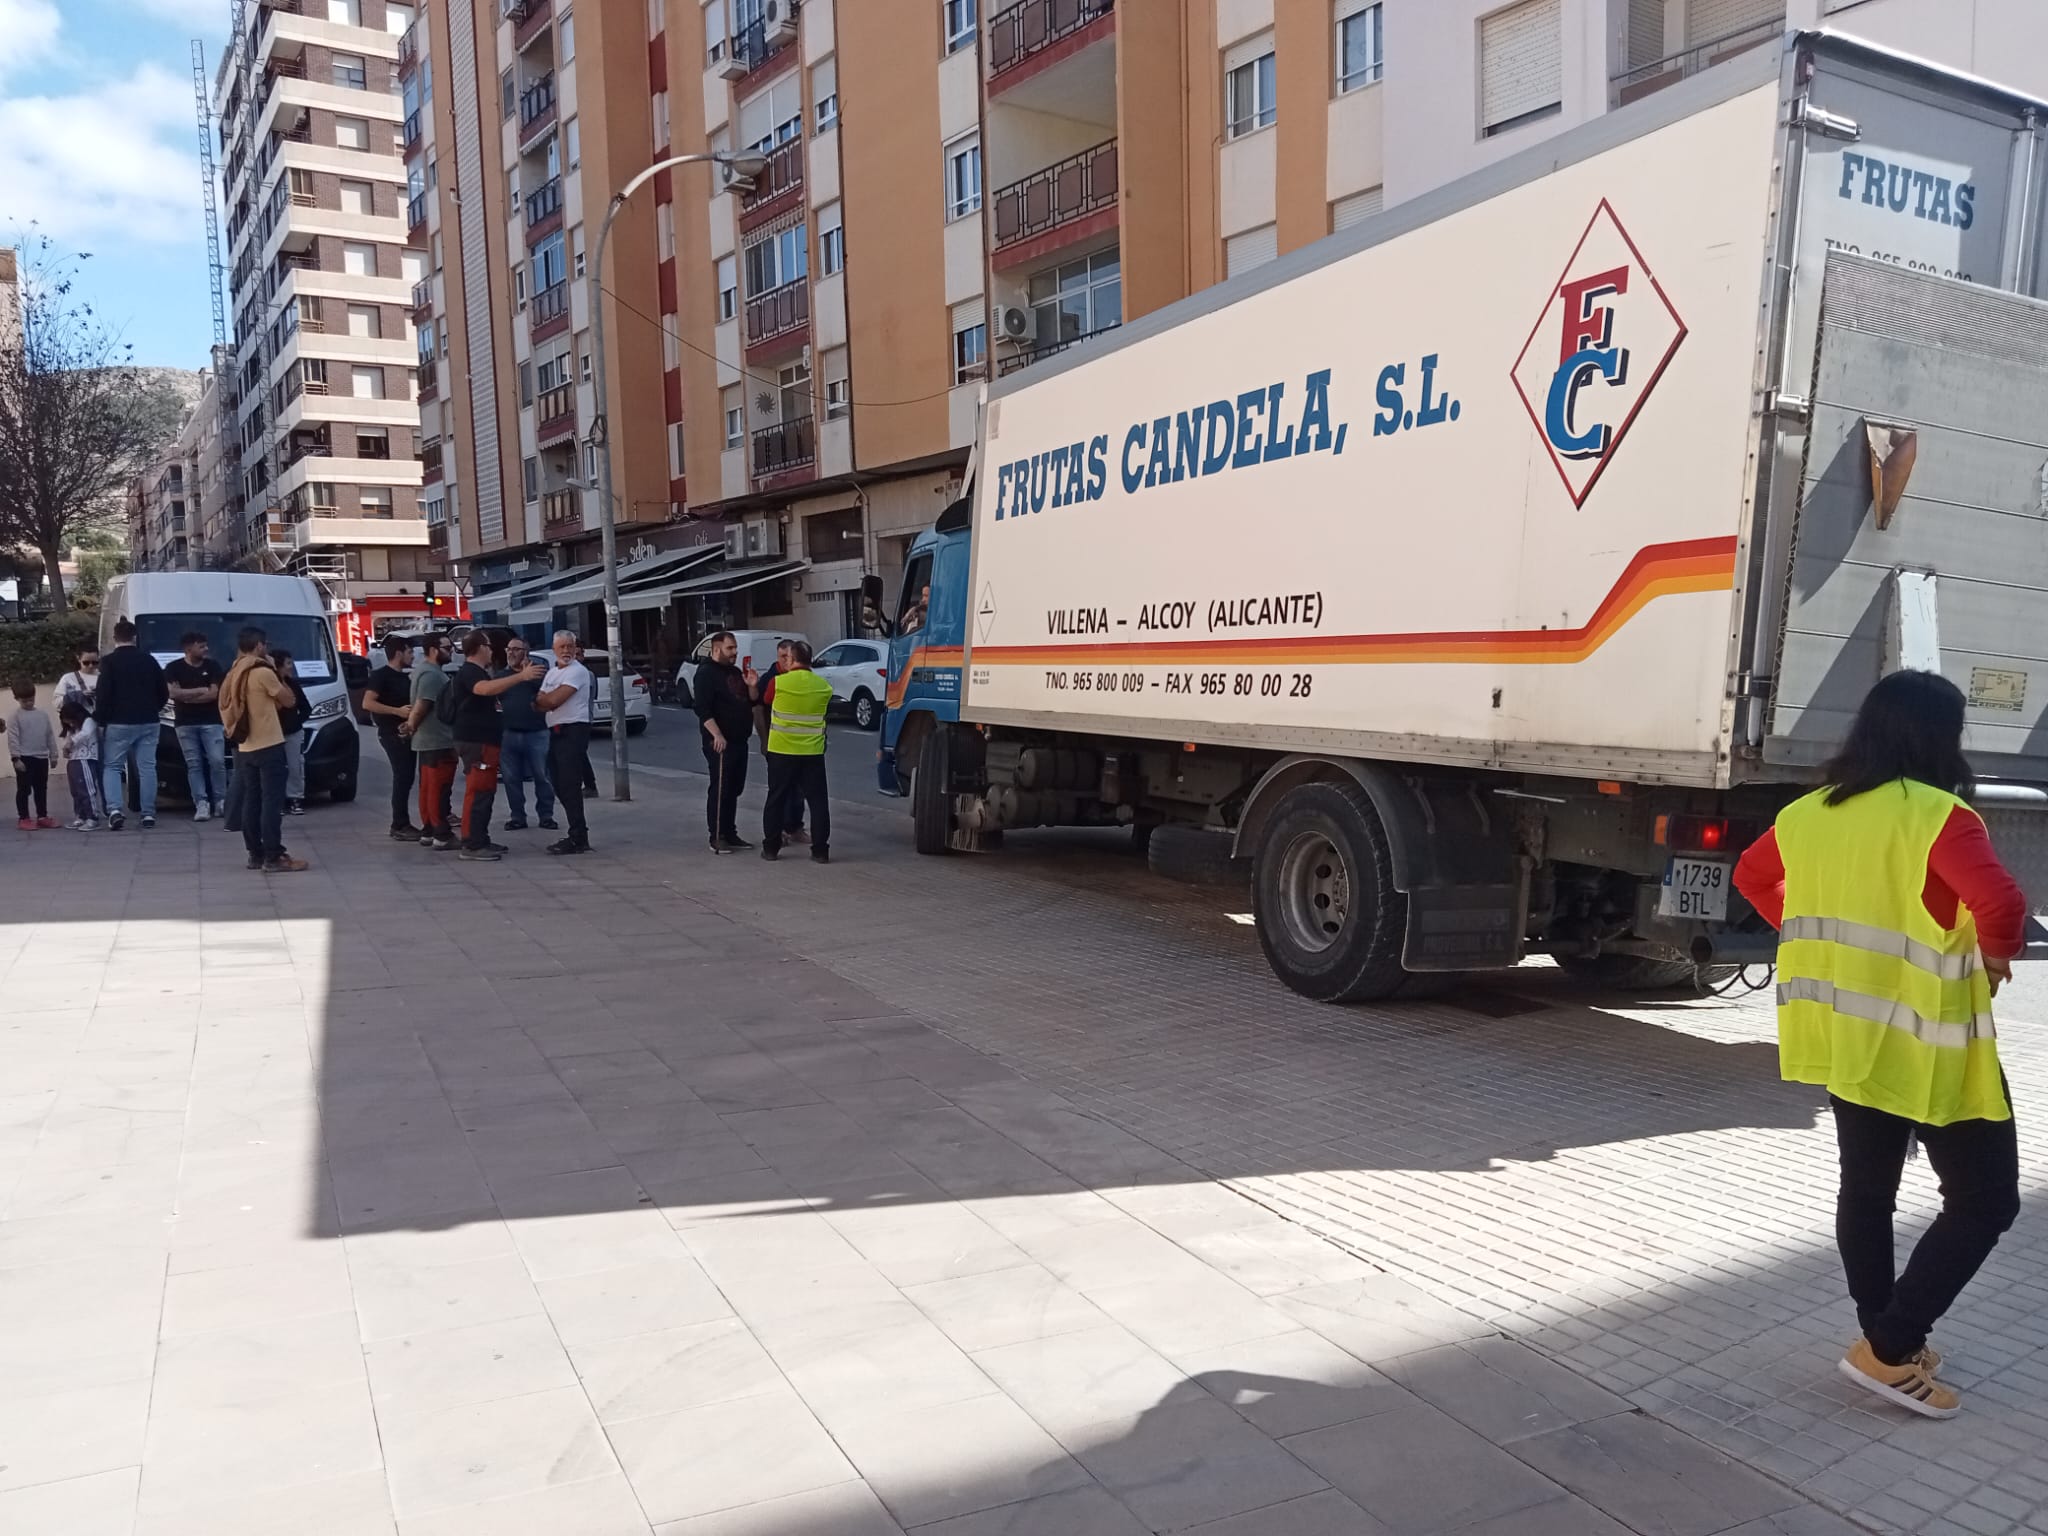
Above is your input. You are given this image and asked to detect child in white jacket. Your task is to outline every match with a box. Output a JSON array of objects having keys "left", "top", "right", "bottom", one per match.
[{"left": 58, "top": 699, "right": 102, "bottom": 830}]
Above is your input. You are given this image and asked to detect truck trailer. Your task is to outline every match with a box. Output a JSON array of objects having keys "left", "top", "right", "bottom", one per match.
[{"left": 877, "top": 30, "right": 2048, "bottom": 1003}]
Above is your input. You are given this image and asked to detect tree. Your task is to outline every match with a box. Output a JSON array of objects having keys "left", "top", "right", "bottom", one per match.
[
  {"left": 74, "top": 546, "right": 129, "bottom": 607},
  {"left": 0, "top": 234, "right": 185, "bottom": 610}
]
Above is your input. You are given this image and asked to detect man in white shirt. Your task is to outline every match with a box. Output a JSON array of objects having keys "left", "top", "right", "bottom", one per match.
[{"left": 535, "top": 629, "right": 594, "bottom": 855}]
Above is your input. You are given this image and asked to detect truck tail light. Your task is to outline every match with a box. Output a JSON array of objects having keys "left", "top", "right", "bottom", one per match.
[{"left": 1655, "top": 814, "right": 1754, "bottom": 854}]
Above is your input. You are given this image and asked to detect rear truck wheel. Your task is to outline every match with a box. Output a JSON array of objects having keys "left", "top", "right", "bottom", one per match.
[
  {"left": 911, "top": 726, "right": 955, "bottom": 856},
  {"left": 1251, "top": 780, "right": 1411, "bottom": 1003},
  {"left": 1146, "top": 826, "right": 1251, "bottom": 890},
  {"left": 852, "top": 690, "right": 879, "bottom": 731}
]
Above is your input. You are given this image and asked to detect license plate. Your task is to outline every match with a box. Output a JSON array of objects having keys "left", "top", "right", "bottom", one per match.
[{"left": 1658, "top": 856, "right": 1730, "bottom": 921}]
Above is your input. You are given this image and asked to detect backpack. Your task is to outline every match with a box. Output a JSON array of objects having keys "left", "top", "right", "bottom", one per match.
[
  {"left": 435, "top": 667, "right": 465, "bottom": 727},
  {"left": 220, "top": 663, "right": 251, "bottom": 745}
]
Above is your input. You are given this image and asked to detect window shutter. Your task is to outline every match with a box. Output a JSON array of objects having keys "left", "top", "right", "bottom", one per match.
[
  {"left": 951, "top": 297, "right": 986, "bottom": 334},
  {"left": 1225, "top": 224, "right": 1277, "bottom": 277},
  {"left": 1686, "top": 0, "right": 1781, "bottom": 48},
  {"left": 1627, "top": 0, "right": 1667, "bottom": 69},
  {"left": 1223, "top": 30, "right": 1273, "bottom": 73},
  {"left": 1332, "top": 187, "right": 1384, "bottom": 230},
  {"left": 1479, "top": 0, "right": 1562, "bottom": 133}
]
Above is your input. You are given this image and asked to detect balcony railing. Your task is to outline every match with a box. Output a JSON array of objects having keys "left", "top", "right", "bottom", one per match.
[
  {"left": 993, "top": 137, "right": 1118, "bottom": 249},
  {"left": 525, "top": 176, "right": 562, "bottom": 228},
  {"left": 541, "top": 488, "right": 579, "bottom": 528},
  {"left": 730, "top": 18, "right": 776, "bottom": 73},
  {"left": 417, "top": 356, "right": 439, "bottom": 399},
  {"left": 531, "top": 281, "right": 570, "bottom": 335},
  {"left": 989, "top": 0, "right": 1114, "bottom": 79},
  {"left": 421, "top": 441, "right": 444, "bottom": 481},
  {"left": 997, "top": 323, "right": 1119, "bottom": 377},
  {"left": 1610, "top": 13, "right": 1783, "bottom": 108},
  {"left": 519, "top": 73, "right": 556, "bottom": 132},
  {"left": 411, "top": 277, "right": 433, "bottom": 313},
  {"left": 752, "top": 415, "right": 816, "bottom": 477},
  {"left": 741, "top": 139, "right": 803, "bottom": 214},
  {"left": 406, "top": 190, "right": 428, "bottom": 228},
  {"left": 511, "top": 0, "right": 553, "bottom": 51},
  {"left": 744, "top": 278, "right": 808, "bottom": 346},
  {"left": 401, "top": 110, "right": 422, "bottom": 150},
  {"left": 397, "top": 22, "right": 419, "bottom": 71},
  {"left": 536, "top": 383, "right": 577, "bottom": 443}
]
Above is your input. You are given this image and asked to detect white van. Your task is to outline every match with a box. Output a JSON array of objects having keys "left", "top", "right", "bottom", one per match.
[
  {"left": 99, "top": 572, "right": 360, "bottom": 803},
  {"left": 674, "top": 628, "right": 809, "bottom": 698}
]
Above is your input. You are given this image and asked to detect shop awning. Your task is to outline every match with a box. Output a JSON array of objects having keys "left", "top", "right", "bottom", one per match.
[
  {"left": 619, "top": 556, "right": 808, "bottom": 613},
  {"left": 546, "top": 545, "right": 724, "bottom": 608}
]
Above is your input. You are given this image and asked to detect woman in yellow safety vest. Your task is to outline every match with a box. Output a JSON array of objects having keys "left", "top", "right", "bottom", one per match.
[{"left": 1735, "top": 670, "right": 2026, "bottom": 1419}]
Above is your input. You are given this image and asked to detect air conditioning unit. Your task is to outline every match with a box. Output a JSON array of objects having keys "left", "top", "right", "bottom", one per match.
[
  {"left": 764, "top": 0, "right": 799, "bottom": 45},
  {"left": 743, "top": 515, "right": 776, "bottom": 556},
  {"left": 721, "top": 522, "right": 747, "bottom": 559},
  {"left": 713, "top": 49, "right": 749, "bottom": 81},
  {"left": 997, "top": 306, "right": 1035, "bottom": 343},
  {"left": 718, "top": 158, "right": 758, "bottom": 194}
]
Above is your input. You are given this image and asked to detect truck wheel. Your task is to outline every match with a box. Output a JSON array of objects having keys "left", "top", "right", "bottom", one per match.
[
  {"left": 911, "top": 726, "right": 954, "bottom": 856},
  {"left": 852, "top": 691, "right": 878, "bottom": 731},
  {"left": 1252, "top": 780, "right": 1409, "bottom": 1003},
  {"left": 1556, "top": 954, "right": 1696, "bottom": 991},
  {"left": 1146, "top": 826, "right": 1250, "bottom": 890}
]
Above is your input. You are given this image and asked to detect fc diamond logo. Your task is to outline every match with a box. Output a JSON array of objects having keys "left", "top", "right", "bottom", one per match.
[{"left": 1510, "top": 200, "right": 1687, "bottom": 508}]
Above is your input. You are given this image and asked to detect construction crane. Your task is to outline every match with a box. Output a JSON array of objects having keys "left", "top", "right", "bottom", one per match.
[{"left": 192, "top": 38, "right": 236, "bottom": 570}]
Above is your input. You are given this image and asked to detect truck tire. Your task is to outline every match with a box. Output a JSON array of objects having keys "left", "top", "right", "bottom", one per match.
[
  {"left": 1251, "top": 780, "right": 1410, "bottom": 1003},
  {"left": 1146, "top": 826, "right": 1250, "bottom": 890},
  {"left": 911, "top": 726, "right": 954, "bottom": 856}
]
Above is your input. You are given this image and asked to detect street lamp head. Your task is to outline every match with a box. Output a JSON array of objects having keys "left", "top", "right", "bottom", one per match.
[{"left": 717, "top": 149, "right": 772, "bottom": 193}]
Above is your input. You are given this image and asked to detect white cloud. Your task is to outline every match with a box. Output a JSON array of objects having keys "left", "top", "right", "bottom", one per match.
[
  {"left": 0, "top": 61, "right": 202, "bottom": 247},
  {"left": 0, "top": 0, "right": 62, "bottom": 84},
  {"left": 130, "top": 0, "right": 231, "bottom": 25}
]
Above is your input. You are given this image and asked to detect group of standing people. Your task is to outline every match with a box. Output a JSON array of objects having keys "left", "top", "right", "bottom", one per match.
[
  {"left": 690, "top": 632, "right": 832, "bottom": 863},
  {"left": 360, "top": 628, "right": 594, "bottom": 860}
]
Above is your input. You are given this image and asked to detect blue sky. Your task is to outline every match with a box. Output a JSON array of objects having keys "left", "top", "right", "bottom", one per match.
[{"left": 0, "top": 0, "right": 230, "bottom": 368}]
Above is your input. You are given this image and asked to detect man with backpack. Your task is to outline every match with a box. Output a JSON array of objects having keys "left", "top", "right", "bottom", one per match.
[
  {"left": 445, "top": 630, "right": 542, "bottom": 861},
  {"left": 219, "top": 627, "right": 305, "bottom": 873}
]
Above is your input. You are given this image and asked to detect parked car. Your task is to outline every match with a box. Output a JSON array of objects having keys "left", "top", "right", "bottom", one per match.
[
  {"left": 812, "top": 639, "right": 890, "bottom": 730},
  {"left": 674, "top": 629, "right": 808, "bottom": 698},
  {"left": 581, "top": 650, "right": 651, "bottom": 736}
]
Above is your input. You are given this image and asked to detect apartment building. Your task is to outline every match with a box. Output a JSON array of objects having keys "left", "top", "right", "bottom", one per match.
[
  {"left": 128, "top": 372, "right": 233, "bottom": 574},
  {"left": 213, "top": 0, "right": 434, "bottom": 599}
]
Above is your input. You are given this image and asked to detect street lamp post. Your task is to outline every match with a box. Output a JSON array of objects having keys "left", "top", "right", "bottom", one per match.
[{"left": 587, "top": 149, "right": 766, "bottom": 801}]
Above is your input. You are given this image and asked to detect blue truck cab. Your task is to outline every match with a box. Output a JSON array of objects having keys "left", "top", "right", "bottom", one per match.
[{"left": 876, "top": 497, "right": 972, "bottom": 794}]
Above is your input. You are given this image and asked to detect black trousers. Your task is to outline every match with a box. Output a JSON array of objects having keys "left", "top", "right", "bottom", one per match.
[
  {"left": 13, "top": 755, "right": 49, "bottom": 819},
  {"left": 762, "top": 752, "right": 828, "bottom": 855},
  {"left": 380, "top": 733, "right": 416, "bottom": 830},
  {"left": 1833, "top": 1093, "right": 2021, "bottom": 1364},
  {"left": 703, "top": 733, "right": 749, "bottom": 841},
  {"left": 548, "top": 723, "right": 591, "bottom": 846}
]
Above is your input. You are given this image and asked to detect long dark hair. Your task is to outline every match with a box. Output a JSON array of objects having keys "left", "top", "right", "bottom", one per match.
[{"left": 1822, "top": 670, "right": 1972, "bottom": 805}]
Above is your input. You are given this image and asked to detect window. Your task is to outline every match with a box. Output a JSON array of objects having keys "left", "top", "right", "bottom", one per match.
[
  {"left": 945, "top": 135, "right": 981, "bottom": 220},
  {"left": 514, "top": 266, "right": 527, "bottom": 310},
  {"left": 387, "top": 2, "right": 414, "bottom": 35},
  {"left": 351, "top": 365, "right": 387, "bottom": 400},
  {"left": 584, "top": 442, "right": 598, "bottom": 482},
  {"left": 812, "top": 59, "right": 838, "bottom": 132},
  {"left": 335, "top": 115, "right": 370, "bottom": 150},
  {"left": 1027, "top": 247, "right": 1120, "bottom": 346},
  {"left": 657, "top": 214, "right": 674, "bottom": 262},
  {"left": 534, "top": 230, "right": 568, "bottom": 291},
  {"left": 818, "top": 202, "right": 844, "bottom": 275},
  {"left": 339, "top": 179, "right": 374, "bottom": 216},
  {"left": 1225, "top": 223, "right": 1278, "bottom": 276},
  {"left": 777, "top": 362, "right": 810, "bottom": 422},
  {"left": 327, "top": 0, "right": 360, "bottom": 22},
  {"left": 566, "top": 116, "right": 580, "bottom": 168},
  {"left": 519, "top": 359, "right": 533, "bottom": 405},
  {"left": 1480, "top": 0, "right": 1563, "bottom": 138},
  {"left": 559, "top": 10, "right": 574, "bottom": 62},
  {"left": 1226, "top": 43, "right": 1277, "bottom": 137},
  {"left": 717, "top": 255, "right": 737, "bottom": 320},
  {"left": 545, "top": 133, "right": 561, "bottom": 178},
  {"left": 401, "top": 249, "right": 425, "bottom": 283},
  {"left": 581, "top": 350, "right": 592, "bottom": 382},
  {"left": 743, "top": 222, "right": 806, "bottom": 294},
  {"left": 653, "top": 90, "right": 670, "bottom": 153},
  {"left": 346, "top": 302, "right": 382, "bottom": 338},
  {"left": 822, "top": 347, "right": 849, "bottom": 418},
  {"left": 706, "top": 0, "right": 727, "bottom": 63},
  {"left": 501, "top": 67, "right": 515, "bottom": 118},
  {"left": 738, "top": 76, "right": 802, "bottom": 152},
  {"left": 357, "top": 427, "right": 390, "bottom": 458},
  {"left": 437, "top": 318, "right": 447, "bottom": 357},
  {"left": 523, "top": 455, "right": 538, "bottom": 501},
  {"left": 662, "top": 317, "right": 680, "bottom": 370},
  {"left": 668, "top": 421, "right": 685, "bottom": 478},
  {"left": 308, "top": 483, "right": 339, "bottom": 510},
  {"left": 573, "top": 226, "right": 587, "bottom": 279},
  {"left": 1331, "top": 185, "right": 1384, "bottom": 230},
  {"left": 342, "top": 241, "right": 378, "bottom": 276},
  {"left": 536, "top": 351, "right": 570, "bottom": 390},
  {"left": 722, "top": 386, "right": 744, "bottom": 447},
  {"left": 360, "top": 487, "right": 394, "bottom": 517},
  {"left": 332, "top": 52, "right": 369, "bottom": 90},
  {"left": 951, "top": 300, "right": 986, "bottom": 382},
  {"left": 649, "top": 0, "right": 665, "bottom": 39},
  {"left": 943, "top": 0, "right": 976, "bottom": 53},
  {"left": 1337, "top": 1, "right": 1383, "bottom": 92}
]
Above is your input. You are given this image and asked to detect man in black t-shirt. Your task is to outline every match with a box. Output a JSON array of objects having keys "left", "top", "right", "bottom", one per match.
[
  {"left": 359, "top": 635, "right": 418, "bottom": 840},
  {"left": 451, "top": 629, "right": 542, "bottom": 860},
  {"left": 164, "top": 631, "right": 229, "bottom": 821}
]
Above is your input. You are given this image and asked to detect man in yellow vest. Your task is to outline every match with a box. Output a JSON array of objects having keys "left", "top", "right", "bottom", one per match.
[
  {"left": 759, "top": 639, "right": 833, "bottom": 864},
  {"left": 1736, "top": 671, "right": 2026, "bottom": 1419}
]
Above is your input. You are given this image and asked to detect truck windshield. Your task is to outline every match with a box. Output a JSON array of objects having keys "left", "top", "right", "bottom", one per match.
[
  {"left": 135, "top": 614, "right": 340, "bottom": 682},
  {"left": 897, "top": 553, "right": 933, "bottom": 636}
]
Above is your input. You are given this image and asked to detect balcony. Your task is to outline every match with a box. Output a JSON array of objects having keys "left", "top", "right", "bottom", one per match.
[
  {"left": 752, "top": 415, "right": 815, "bottom": 478},
  {"left": 524, "top": 175, "right": 563, "bottom": 238},
  {"left": 989, "top": 0, "right": 1115, "bottom": 81},
  {"left": 535, "top": 383, "right": 577, "bottom": 446},
  {"left": 530, "top": 280, "right": 570, "bottom": 343},
  {"left": 542, "top": 488, "right": 579, "bottom": 530},
  {"left": 1611, "top": 12, "right": 1783, "bottom": 108},
  {"left": 411, "top": 277, "right": 434, "bottom": 315},
  {"left": 401, "top": 110, "right": 422, "bottom": 152},
  {"left": 421, "top": 440, "right": 444, "bottom": 482},
  {"left": 406, "top": 190, "right": 428, "bottom": 229},
  {"left": 729, "top": 19, "right": 785, "bottom": 76},
  {"left": 518, "top": 74, "right": 557, "bottom": 146},
  {"left": 740, "top": 139, "right": 803, "bottom": 219},
  {"left": 744, "top": 278, "right": 808, "bottom": 348},
  {"left": 993, "top": 137, "right": 1118, "bottom": 252},
  {"left": 417, "top": 356, "right": 439, "bottom": 401},
  {"left": 397, "top": 21, "right": 419, "bottom": 75},
  {"left": 997, "top": 323, "right": 1119, "bottom": 377},
  {"left": 510, "top": 0, "right": 553, "bottom": 52}
]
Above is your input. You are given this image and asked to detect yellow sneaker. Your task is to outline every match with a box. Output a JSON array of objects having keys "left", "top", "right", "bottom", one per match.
[{"left": 1839, "top": 1338, "right": 1960, "bottom": 1418}]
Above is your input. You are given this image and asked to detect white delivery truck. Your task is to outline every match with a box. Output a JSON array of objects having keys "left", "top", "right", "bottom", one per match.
[{"left": 877, "top": 30, "right": 2048, "bottom": 1002}]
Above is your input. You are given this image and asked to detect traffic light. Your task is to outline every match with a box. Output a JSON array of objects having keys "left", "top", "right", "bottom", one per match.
[{"left": 424, "top": 579, "right": 438, "bottom": 612}]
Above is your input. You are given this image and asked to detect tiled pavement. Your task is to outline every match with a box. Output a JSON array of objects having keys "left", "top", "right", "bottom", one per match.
[{"left": 0, "top": 743, "right": 2037, "bottom": 1533}]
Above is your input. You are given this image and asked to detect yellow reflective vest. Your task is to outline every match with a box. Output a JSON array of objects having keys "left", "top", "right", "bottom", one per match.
[
  {"left": 765, "top": 668, "right": 832, "bottom": 756},
  {"left": 1774, "top": 780, "right": 2007, "bottom": 1125}
]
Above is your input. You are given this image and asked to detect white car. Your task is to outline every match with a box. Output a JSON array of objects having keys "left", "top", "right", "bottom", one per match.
[
  {"left": 813, "top": 639, "right": 891, "bottom": 730},
  {"left": 674, "top": 629, "right": 808, "bottom": 697},
  {"left": 577, "top": 650, "right": 652, "bottom": 736}
]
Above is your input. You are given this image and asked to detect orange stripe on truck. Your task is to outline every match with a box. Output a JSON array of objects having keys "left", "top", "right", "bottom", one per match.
[
  {"left": 970, "top": 537, "right": 1737, "bottom": 670},
  {"left": 886, "top": 646, "right": 966, "bottom": 709}
]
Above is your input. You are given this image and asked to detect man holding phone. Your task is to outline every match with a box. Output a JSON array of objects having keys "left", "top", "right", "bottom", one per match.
[{"left": 692, "top": 630, "right": 758, "bottom": 853}]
